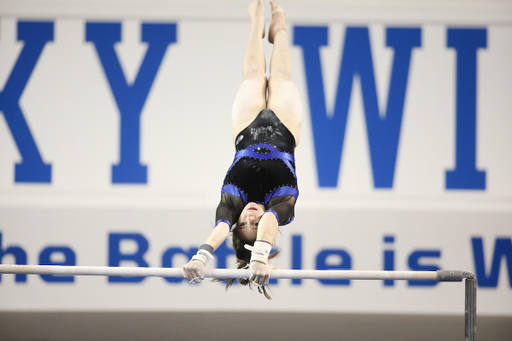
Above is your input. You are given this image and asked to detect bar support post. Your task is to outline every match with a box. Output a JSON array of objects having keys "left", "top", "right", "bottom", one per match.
[{"left": 465, "top": 278, "right": 477, "bottom": 341}]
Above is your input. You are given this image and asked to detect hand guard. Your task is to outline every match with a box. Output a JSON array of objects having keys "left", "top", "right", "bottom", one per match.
[
  {"left": 244, "top": 241, "right": 272, "bottom": 264},
  {"left": 183, "top": 247, "right": 214, "bottom": 284},
  {"left": 183, "top": 260, "right": 206, "bottom": 283},
  {"left": 191, "top": 249, "right": 214, "bottom": 266},
  {"left": 245, "top": 241, "right": 273, "bottom": 286}
]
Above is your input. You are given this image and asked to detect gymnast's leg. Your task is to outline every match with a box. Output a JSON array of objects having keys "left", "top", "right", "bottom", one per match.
[
  {"left": 267, "top": 1, "right": 303, "bottom": 145},
  {"left": 231, "top": 0, "right": 268, "bottom": 141}
]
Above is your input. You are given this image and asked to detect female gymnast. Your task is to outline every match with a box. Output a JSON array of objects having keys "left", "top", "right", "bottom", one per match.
[{"left": 183, "top": 0, "right": 302, "bottom": 298}]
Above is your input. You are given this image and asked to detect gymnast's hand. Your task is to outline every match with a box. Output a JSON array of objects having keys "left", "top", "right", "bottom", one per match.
[
  {"left": 183, "top": 260, "right": 206, "bottom": 284},
  {"left": 249, "top": 261, "right": 279, "bottom": 286}
]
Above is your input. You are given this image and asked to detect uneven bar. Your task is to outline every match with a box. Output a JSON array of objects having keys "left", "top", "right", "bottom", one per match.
[
  {"left": 0, "top": 264, "right": 470, "bottom": 281},
  {"left": 0, "top": 264, "right": 477, "bottom": 341}
]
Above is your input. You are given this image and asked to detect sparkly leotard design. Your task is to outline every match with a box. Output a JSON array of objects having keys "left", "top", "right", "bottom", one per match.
[{"left": 215, "top": 109, "right": 298, "bottom": 229}]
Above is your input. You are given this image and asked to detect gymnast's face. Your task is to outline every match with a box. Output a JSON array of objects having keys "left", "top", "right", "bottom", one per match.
[{"left": 237, "top": 202, "right": 265, "bottom": 241}]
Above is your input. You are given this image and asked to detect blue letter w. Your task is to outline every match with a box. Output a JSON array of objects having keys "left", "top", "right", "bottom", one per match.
[
  {"left": 294, "top": 26, "right": 421, "bottom": 188},
  {"left": 86, "top": 22, "right": 177, "bottom": 184},
  {"left": 472, "top": 237, "right": 512, "bottom": 288}
]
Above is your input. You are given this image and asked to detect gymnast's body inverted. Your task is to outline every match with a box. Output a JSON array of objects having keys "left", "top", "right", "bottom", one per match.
[{"left": 183, "top": 0, "right": 302, "bottom": 298}]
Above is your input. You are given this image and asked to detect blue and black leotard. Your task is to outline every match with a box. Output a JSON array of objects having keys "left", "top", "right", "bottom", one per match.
[{"left": 215, "top": 108, "right": 298, "bottom": 230}]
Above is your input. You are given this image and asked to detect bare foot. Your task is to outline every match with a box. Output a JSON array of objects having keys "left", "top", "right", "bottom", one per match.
[
  {"left": 247, "top": 0, "right": 265, "bottom": 39},
  {"left": 269, "top": 1, "right": 286, "bottom": 44}
]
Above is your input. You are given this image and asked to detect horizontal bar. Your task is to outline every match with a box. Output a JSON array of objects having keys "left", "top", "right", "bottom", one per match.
[
  {"left": 437, "top": 270, "right": 474, "bottom": 281},
  {"left": 0, "top": 265, "right": 472, "bottom": 281}
]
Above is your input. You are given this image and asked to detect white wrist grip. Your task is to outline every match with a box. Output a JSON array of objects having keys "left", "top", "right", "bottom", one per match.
[
  {"left": 191, "top": 249, "right": 214, "bottom": 266},
  {"left": 245, "top": 241, "right": 272, "bottom": 264}
]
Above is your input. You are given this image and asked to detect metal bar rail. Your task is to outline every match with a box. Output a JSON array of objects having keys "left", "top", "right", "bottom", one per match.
[{"left": 0, "top": 265, "right": 476, "bottom": 341}]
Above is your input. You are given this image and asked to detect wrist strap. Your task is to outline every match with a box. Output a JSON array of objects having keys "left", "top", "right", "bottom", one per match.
[
  {"left": 191, "top": 249, "right": 214, "bottom": 266},
  {"left": 244, "top": 241, "right": 272, "bottom": 264},
  {"left": 199, "top": 244, "right": 214, "bottom": 255}
]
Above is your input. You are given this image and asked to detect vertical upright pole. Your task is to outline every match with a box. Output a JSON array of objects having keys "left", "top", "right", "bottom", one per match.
[{"left": 465, "top": 278, "right": 477, "bottom": 341}]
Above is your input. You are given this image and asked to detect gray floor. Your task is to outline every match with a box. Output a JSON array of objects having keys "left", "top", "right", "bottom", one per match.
[{"left": 0, "top": 312, "right": 510, "bottom": 341}]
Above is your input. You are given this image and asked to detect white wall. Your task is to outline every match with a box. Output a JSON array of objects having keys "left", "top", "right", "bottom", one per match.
[{"left": 0, "top": 0, "right": 511, "bottom": 315}]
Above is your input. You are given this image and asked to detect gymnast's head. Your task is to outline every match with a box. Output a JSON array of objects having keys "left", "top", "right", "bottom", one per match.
[
  {"left": 237, "top": 202, "right": 264, "bottom": 238},
  {"left": 231, "top": 202, "right": 264, "bottom": 261}
]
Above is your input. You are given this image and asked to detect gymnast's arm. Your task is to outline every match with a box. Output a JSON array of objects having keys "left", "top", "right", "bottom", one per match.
[
  {"left": 249, "top": 195, "right": 296, "bottom": 286},
  {"left": 259, "top": 195, "right": 295, "bottom": 242},
  {"left": 182, "top": 193, "right": 244, "bottom": 282}
]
